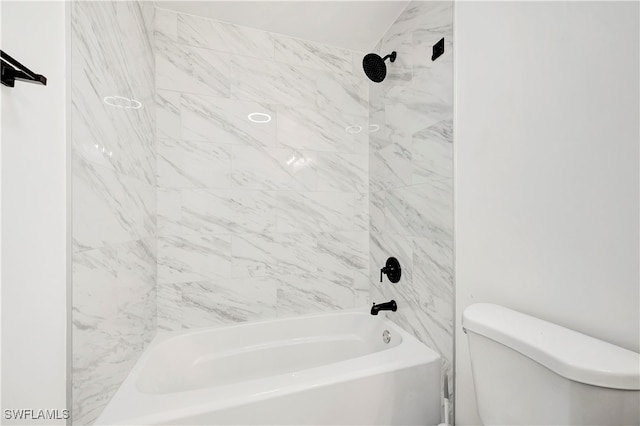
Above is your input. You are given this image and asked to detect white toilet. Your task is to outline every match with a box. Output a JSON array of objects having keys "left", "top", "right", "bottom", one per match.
[{"left": 463, "top": 303, "right": 640, "bottom": 425}]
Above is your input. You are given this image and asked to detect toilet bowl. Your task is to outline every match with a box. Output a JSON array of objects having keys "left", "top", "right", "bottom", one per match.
[{"left": 463, "top": 303, "right": 640, "bottom": 425}]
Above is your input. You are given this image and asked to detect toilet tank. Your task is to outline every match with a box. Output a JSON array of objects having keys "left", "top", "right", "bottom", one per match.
[{"left": 463, "top": 303, "right": 640, "bottom": 426}]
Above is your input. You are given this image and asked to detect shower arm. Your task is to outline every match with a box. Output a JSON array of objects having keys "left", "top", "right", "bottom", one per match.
[{"left": 381, "top": 52, "right": 397, "bottom": 63}]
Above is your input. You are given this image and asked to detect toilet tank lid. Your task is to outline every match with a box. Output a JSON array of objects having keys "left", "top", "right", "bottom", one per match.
[{"left": 463, "top": 303, "right": 640, "bottom": 390}]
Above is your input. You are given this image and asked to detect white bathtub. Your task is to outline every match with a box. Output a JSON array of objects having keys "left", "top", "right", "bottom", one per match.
[{"left": 95, "top": 310, "right": 441, "bottom": 425}]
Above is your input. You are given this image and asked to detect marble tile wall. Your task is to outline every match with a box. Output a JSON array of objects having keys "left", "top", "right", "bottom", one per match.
[
  {"left": 154, "top": 9, "right": 370, "bottom": 330},
  {"left": 367, "top": 1, "right": 454, "bottom": 422},
  {"left": 71, "top": 2, "right": 156, "bottom": 424}
]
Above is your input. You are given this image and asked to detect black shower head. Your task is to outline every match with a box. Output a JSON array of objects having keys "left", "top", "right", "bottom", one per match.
[{"left": 362, "top": 51, "right": 397, "bottom": 83}]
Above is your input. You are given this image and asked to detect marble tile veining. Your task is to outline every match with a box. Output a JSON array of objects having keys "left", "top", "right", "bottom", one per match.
[
  {"left": 272, "top": 232, "right": 320, "bottom": 276},
  {"left": 156, "top": 90, "right": 180, "bottom": 140},
  {"left": 412, "top": 118, "right": 453, "bottom": 184},
  {"left": 72, "top": 2, "right": 157, "bottom": 423},
  {"left": 232, "top": 233, "right": 278, "bottom": 278},
  {"left": 158, "top": 233, "right": 232, "bottom": 284},
  {"left": 180, "top": 188, "right": 277, "bottom": 235},
  {"left": 231, "top": 146, "right": 317, "bottom": 191},
  {"left": 383, "top": 179, "right": 453, "bottom": 240},
  {"left": 317, "top": 151, "right": 368, "bottom": 193},
  {"left": 73, "top": 150, "right": 156, "bottom": 253},
  {"left": 156, "top": 38, "right": 230, "bottom": 96},
  {"left": 317, "top": 71, "right": 368, "bottom": 117},
  {"left": 277, "top": 105, "right": 368, "bottom": 154},
  {"left": 368, "top": 0, "right": 453, "bottom": 421},
  {"left": 272, "top": 33, "right": 352, "bottom": 74},
  {"left": 230, "top": 55, "right": 318, "bottom": 106},
  {"left": 178, "top": 13, "right": 274, "bottom": 59},
  {"left": 155, "top": 8, "right": 177, "bottom": 42},
  {"left": 73, "top": 237, "right": 156, "bottom": 423},
  {"left": 354, "top": 193, "right": 369, "bottom": 231},
  {"left": 181, "top": 93, "right": 277, "bottom": 146},
  {"left": 276, "top": 191, "right": 355, "bottom": 233},
  {"left": 181, "top": 278, "right": 277, "bottom": 328},
  {"left": 157, "top": 188, "right": 182, "bottom": 235},
  {"left": 370, "top": 136, "right": 413, "bottom": 192},
  {"left": 385, "top": 85, "right": 451, "bottom": 137},
  {"left": 157, "top": 283, "right": 182, "bottom": 331},
  {"left": 157, "top": 139, "right": 231, "bottom": 189},
  {"left": 317, "top": 231, "right": 369, "bottom": 275},
  {"left": 276, "top": 274, "right": 355, "bottom": 318}
]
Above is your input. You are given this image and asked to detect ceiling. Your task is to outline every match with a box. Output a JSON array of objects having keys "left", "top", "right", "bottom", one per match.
[{"left": 157, "top": 1, "right": 410, "bottom": 52}]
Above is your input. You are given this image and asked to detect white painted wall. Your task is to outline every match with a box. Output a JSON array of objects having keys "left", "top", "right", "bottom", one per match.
[
  {"left": 454, "top": 1, "right": 639, "bottom": 424},
  {"left": 1, "top": 1, "right": 68, "bottom": 424}
]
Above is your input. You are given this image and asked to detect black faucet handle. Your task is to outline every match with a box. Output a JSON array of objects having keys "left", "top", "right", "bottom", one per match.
[{"left": 380, "top": 257, "right": 401, "bottom": 283}]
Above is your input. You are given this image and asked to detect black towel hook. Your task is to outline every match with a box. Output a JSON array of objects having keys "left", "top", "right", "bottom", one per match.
[{"left": 1, "top": 50, "right": 47, "bottom": 87}]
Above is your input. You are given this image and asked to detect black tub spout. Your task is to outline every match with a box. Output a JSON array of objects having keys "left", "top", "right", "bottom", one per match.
[{"left": 370, "top": 300, "right": 397, "bottom": 315}]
